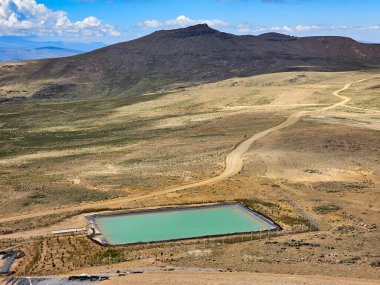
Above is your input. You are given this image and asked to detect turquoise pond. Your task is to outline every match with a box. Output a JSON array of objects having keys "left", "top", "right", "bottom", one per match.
[{"left": 92, "top": 203, "right": 277, "bottom": 245}]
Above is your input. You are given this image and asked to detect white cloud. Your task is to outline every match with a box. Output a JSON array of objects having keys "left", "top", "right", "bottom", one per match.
[
  {"left": 138, "top": 15, "right": 228, "bottom": 29},
  {"left": 237, "top": 24, "right": 251, "bottom": 33},
  {"left": 235, "top": 23, "right": 380, "bottom": 35},
  {"left": 334, "top": 25, "right": 350, "bottom": 30},
  {"left": 138, "top": 19, "right": 161, "bottom": 28},
  {"left": 367, "top": 25, "right": 380, "bottom": 30},
  {"left": 295, "top": 25, "right": 320, "bottom": 32},
  {"left": 236, "top": 24, "right": 268, "bottom": 34},
  {"left": 271, "top": 25, "right": 293, "bottom": 32},
  {"left": 0, "top": 0, "right": 120, "bottom": 37}
]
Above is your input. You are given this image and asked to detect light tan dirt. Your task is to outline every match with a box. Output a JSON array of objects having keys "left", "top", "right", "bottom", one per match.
[
  {"left": 1, "top": 71, "right": 379, "bottom": 282},
  {"left": 0, "top": 79, "right": 370, "bottom": 225},
  {"left": 103, "top": 271, "right": 380, "bottom": 285}
]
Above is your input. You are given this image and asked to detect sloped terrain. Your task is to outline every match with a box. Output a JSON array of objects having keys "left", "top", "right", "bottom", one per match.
[{"left": 1, "top": 24, "right": 380, "bottom": 101}]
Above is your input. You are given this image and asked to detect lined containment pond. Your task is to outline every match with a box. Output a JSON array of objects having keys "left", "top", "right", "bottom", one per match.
[{"left": 89, "top": 203, "right": 278, "bottom": 245}]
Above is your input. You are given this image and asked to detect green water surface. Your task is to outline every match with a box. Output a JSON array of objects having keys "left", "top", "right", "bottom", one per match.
[{"left": 95, "top": 204, "right": 275, "bottom": 245}]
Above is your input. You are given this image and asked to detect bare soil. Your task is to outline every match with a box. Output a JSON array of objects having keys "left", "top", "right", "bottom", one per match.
[{"left": 0, "top": 70, "right": 379, "bottom": 281}]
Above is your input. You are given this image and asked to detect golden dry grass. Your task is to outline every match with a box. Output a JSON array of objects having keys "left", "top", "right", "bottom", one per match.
[{"left": 0, "top": 70, "right": 379, "bottom": 280}]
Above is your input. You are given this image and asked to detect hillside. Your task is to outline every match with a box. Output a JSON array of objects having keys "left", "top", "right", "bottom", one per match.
[
  {"left": 0, "top": 69, "right": 379, "bottom": 279},
  {"left": 1, "top": 24, "right": 380, "bottom": 101}
]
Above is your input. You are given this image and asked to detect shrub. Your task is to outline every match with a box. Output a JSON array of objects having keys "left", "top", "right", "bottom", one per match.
[{"left": 313, "top": 204, "right": 340, "bottom": 214}]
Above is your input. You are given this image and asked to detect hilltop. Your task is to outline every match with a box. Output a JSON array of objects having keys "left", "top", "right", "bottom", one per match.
[{"left": 1, "top": 24, "right": 380, "bottom": 101}]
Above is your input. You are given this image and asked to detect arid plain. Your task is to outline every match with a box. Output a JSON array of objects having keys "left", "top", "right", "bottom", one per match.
[{"left": 0, "top": 70, "right": 379, "bottom": 283}]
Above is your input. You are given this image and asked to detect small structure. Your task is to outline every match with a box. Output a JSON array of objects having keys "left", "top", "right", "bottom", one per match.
[
  {"left": 51, "top": 227, "right": 93, "bottom": 236},
  {"left": 69, "top": 274, "right": 109, "bottom": 281},
  {"left": 0, "top": 251, "right": 18, "bottom": 274},
  {"left": 4, "top": 275, "right": 109, "bottom": 284}
]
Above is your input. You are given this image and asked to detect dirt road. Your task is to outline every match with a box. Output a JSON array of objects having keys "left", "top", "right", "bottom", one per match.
[{"left": 0, "top": 79, "right": 369, "bottom": 225}]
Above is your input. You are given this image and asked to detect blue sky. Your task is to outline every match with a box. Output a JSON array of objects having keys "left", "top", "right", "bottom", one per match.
[{"left": 1, "top": 0, "right": 380, "bottom": 44}]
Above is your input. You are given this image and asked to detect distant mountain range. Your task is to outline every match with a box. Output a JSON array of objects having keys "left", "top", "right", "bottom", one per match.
[
  {"left": 1, "top": 24, "right": 379, "bottom": 102},
  {"left": 0, "top": 36, "right": 106, "bottom": 61}
]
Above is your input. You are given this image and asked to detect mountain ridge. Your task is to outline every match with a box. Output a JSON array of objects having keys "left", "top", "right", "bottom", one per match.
[
  {"left": 1, "top": 24, "right": 380, "bottom": 102},
  {"left": 0, "top": 36, "right": 106, "bottom": 62}
]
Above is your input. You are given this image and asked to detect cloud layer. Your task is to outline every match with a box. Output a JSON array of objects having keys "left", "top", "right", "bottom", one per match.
[
  {"left": 0, "top": 0, "right": 120, "bottom": 37},
  {"left": 138, "top": 15, "right": 228, "bottom": 29},
  {"left": 236, "top": 24, "right": 380, "bottom": 34},
  {"left": 138, "top": 15, "right": 379, "bottom": 38}
]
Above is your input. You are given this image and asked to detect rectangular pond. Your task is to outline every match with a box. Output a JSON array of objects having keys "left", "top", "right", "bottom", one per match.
[{"left": 89, "top": 203, "right": 278, "bottom": 245}]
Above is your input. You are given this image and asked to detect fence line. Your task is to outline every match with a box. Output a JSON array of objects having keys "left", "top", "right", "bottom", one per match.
[
  {"left": 109, "top": 226, "right": 315, "bottom": 264},
  {"left": 15, "top": 225, "right": 316, "bottom": 275},
  {"left": 280, "top": 194, "right": 320, "bottom": 230}
]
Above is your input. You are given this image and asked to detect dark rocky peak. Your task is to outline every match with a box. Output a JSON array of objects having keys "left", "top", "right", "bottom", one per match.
[
  {"left": 155, "top": 24, "right": 223, "bottom": 38},
  {"left": 182, "top": 24, "right": 218, "bottom": 34},
  {"left": 257, "top": 32, "right": 297, "bottom": 41}
]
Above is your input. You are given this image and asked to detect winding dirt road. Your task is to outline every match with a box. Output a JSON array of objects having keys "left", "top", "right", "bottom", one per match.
[{"left": 0, "top": 79, "right": 369, "bottom": 225}]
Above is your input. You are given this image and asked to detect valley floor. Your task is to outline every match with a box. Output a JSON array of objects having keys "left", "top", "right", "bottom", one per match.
[{"left": 0, "top": 70, "right": 379, "bottom": 280}]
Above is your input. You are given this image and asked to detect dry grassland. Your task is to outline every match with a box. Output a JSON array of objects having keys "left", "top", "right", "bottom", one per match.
[{"left": 0, "top": 70, "right": 379, "bottom": 280}]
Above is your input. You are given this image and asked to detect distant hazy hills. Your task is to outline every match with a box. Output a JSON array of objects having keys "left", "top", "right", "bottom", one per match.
[
  {"left": 1, "top": 24, "right": 380, "bottom": 102},
  {"left": 0, "top": 36, "right": 106, "bottom": 61}
]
